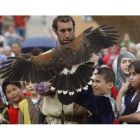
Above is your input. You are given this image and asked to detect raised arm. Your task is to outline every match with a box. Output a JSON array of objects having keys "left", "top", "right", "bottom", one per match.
[{"left": 116, "top": 80, "right": 130, "bottom": 112}]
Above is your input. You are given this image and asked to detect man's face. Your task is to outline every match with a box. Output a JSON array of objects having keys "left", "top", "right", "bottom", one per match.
[
  {"left": 92, "top": 74, "right": 112, "bottom": 96},
  {"left": 54, "top": 21, "right": 75, "bottom": 45},
  {"left": 5, "top": 84, "right": 23, "bottom": 103},
  {"left": 12, "top": 43, "right": 21, "bottom": 56}
]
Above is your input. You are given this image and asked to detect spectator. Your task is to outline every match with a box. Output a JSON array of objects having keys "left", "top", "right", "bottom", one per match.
[
  {"left": 0, "top": 16, "right": 5, "bottom": 35},
  {"left": 136, "top": 43, "right": 140, "bottom": 51},
  {"left": 31, "top": 48, "right": 43, "bottom": 56},
  {"left": 136, "top": 50, "right": 140, "bottom": 60},
  {"left": 128, "top": 43, "right": 136, "bottom": 55},
  {"left": 13, "top": 16, "right": 30, "bottom": 40},
  {"left": 0, "top": 34, "right": 4, "bottom": 47},
  {"left": 0, "top": 47, "right": 4, "bottom": 54},
  {"left": 4, "top": 25, "right": 23, "bottom": 46},
  {"left": 12, "top": 42, "right": 22, "bottom": 57},
  {"left": 120, "top": 33, "right": 133, "bottom": 47},
  {"left": 18, "top": 82, "right": 42, "bottom": 124},
  {"left": 0, "top": 53, "right": 8, "bottom": 68},
  {"left": 0, "top": 93, "right": 9, "bottom": 124},
  {"left": 102, "top": 45, "right": 117, "bottom": 69},
  {"left": 113, "top": 46, "right": 128, "bottom": 77},
  {"left": 115, "top": 52, "right": 136, "bottom": 92},
  {"left": 3, "top": 46, "right": 15, "bottom": 57},
  {"left": 102, "top": 49, "right": 109, "bottom": 57},
  {"left": 2, "top": 82, "right": 30, "bottom": 124},
  {"left": 116, "top": 60, "right": 140, "bottom": 124}
]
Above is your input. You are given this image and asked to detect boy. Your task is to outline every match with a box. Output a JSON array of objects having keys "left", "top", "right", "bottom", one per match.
[
  {"left": 75, "top": 67, "right": 121, "bottom": 124},
  {"left": 18, "top": 82, "right": 43, "bottom": 124},
  {"left": 2, "top": 82, "right": 30, "bottom": 124}
]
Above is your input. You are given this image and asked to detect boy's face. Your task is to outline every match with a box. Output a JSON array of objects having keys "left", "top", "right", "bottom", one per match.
[
  {"left": 92, "top": 74, "right": 113, "bottom": 96},
  {"left": 24, "top": 82, "right": 37, "bottom": 95},
  {"left": 5, "top": 84, "right": 23, "bottom": 103}
]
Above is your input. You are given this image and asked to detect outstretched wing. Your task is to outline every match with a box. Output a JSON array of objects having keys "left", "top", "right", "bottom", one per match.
[
  {"left": 0, "top": 24, "right": 119, "bottom": 105},
  {"left": 0, "top": 50, "right": 64, "bottom": 83},
  {"left": 52, "top": 24, "right": 119, "bottom": 66}
]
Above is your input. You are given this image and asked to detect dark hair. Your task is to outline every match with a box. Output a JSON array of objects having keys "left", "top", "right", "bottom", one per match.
[
  {"left": 128, "top": 60, "right": 140, "bottom": 111},
  {"left": 12, "top": 42, "right": 21, "bottom": 48},
  {"left": 2, "top": 82, "right": 22, "bottom": 96},
  {"left": 31, "top": 48, "right": 43, "bottom": 56},
  {"left": 52, "top": 16, "right": 75, "bottom": 31},
  {"left": 96, "top": 67, "right": 116, "bottom": 84}
]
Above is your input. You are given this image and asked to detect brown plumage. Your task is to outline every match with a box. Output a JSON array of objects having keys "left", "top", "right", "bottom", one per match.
[{"left": 0, "top": 24, "right": 119, "bottom": 104}]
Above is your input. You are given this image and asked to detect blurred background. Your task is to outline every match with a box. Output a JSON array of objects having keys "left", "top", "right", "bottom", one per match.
[{"left": 0, "top": 15, "right": 140, "bottom": 84}]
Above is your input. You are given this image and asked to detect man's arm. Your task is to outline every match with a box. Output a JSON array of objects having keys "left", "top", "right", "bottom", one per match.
[{"left": 119, "top": 112, "right": 140, "bottom": 123}]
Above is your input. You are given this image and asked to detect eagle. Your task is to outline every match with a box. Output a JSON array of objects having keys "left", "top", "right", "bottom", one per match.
[{"left": 0, "top": 24, "right": 119, "bottom": 105}]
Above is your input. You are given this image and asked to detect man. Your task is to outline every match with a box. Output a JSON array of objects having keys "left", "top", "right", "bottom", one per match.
[
  {"left": 12, "top": 42, "right": 22, "bottom": 57},
  {"left": 13, "top": 16, "right": 30, "bottom": 40},
  {"left": 102, "top": 45, "right": 117, "bottom": 69},
  {"left": 128, "top": 43, "right": 136, "bottom": 56},
  {"left": 3, "top": 46, "right": 15, "bottom": 57},
  {"left": 38, "top": 16, "right": 88, "bottom": 124},
  {"left": 4, "top": 25, "right": 23, "bottom": 46}
]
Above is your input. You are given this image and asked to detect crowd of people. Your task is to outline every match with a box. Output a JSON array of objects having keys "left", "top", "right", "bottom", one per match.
[{"left": 0, "top": 16, "right": 140, "bottom": 124}]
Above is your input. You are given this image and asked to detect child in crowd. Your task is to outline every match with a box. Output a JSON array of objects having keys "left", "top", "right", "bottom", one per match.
[
  {"left": 116, "top": 60, "right": 140, "bottom": 124},
  {"left": 2, "top": 82, "right": 30, "bottom": 124},
  {"left": 112, "top": 52, "right": 136, "bottom": 99},
  {"left": 75, "top": 67, "right": 121, "bottom": 124},
  {"left": 18, "top": 82, "right": 42, "bottom": 124}
]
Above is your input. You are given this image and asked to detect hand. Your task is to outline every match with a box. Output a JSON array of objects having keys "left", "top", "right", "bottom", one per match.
[{"left": 119, "top": 79, "right": 130, "bottom": 95}]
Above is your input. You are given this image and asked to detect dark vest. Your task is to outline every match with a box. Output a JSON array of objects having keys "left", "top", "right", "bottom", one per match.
[{"left": 121, "top": 90, "right": 140, "bottom": 124}]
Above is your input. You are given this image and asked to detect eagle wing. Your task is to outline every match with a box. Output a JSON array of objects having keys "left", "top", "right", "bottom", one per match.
[
  {"left": 52, "top": 24, "right": 119, "bottom": 66},
  {"left": 0, "top": 24, "right": 119, "bottom": 105},
  {"left": 0, "top": 50, "right": 62, "bottom": 83}
]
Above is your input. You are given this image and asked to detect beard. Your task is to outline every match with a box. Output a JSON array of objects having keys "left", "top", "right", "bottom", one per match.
[{"left": 57, "top": 34, "right": 75, "bottom": 45}]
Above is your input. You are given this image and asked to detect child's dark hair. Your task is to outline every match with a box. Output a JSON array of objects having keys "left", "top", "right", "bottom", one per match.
[
  {"left": 128, "top": 60, "right": 140, "bottom": 111},
  {"left": 2, "top": 82, "right": 22, "bottom": 95},
  {"left": 96, "top": 67, "right": 115, "bottom": 84}
]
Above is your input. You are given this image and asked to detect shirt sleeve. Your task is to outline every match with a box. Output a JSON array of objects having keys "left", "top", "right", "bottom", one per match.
[
  {"left": 75, "top": 90, "right": 97, "bottom": 113},
  {"left": 121, "top": 95, "right": 126, "bottom": 113},
  {"left": 18, "top": 108, "right": 24, "bottom": 124}
]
